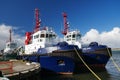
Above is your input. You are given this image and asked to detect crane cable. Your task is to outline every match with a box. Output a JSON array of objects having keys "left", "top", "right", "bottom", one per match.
[
  {"left": 74, "top": 47, "right": 101, "bottom": 80},
  {"left": 107, "top": 48, "right": 120, "bottom": 72}
]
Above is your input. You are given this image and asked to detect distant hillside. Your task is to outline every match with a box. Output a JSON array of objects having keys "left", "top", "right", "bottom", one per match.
[{"left": 112, "top": 48, "right": 120, "bottom": 51}]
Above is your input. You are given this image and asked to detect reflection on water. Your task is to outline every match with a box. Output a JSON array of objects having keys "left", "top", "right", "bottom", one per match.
[
  {"left": 20, "top": 51, "right": 120, "bottom": 80},
  {"left": 38, "top": 71, "right": 111, "bottom": 80}
]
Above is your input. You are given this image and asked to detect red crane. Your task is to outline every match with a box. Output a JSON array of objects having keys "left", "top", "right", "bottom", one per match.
[
  {"left": 34, "top": 8, "right": 41, "bottom": 32},
  {"left": 25, "top": 8, "right": 41, "bottom": 45},
  {"left": 62, "top": 12, "right": 69, "bottom": 35}
]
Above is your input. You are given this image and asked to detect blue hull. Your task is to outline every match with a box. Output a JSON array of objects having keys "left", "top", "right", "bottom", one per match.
[
  {"left": 80, "top": 53, "right": 110, "bottom": 64},
  {"left": 20, "top": 53, "right": 110, "bottom": 74},
  {"left": 20, "top": 42, "right": 111, "bottom": 74},
  {"left": 22, "top": 56, "right": 75, "bottom": 74}
]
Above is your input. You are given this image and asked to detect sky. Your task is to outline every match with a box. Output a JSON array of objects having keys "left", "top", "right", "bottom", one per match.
[{"left": 0, "top": 0, "right": 120, "bottom": 49}]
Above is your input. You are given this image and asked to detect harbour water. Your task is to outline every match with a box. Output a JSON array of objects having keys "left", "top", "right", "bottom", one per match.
[{"left": 21, "top": 51, "right": 120, "bottom": 80}]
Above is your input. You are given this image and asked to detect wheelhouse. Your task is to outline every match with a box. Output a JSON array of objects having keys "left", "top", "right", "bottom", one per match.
[
  {"left": 64, "top": 30, "right": 81, "bottom": 43},
  {"left": 63, "top": 30, "right": 82, "bottom": 48},
  {"left": 25, "top": 28, "right": 57, "bottom": 54}
]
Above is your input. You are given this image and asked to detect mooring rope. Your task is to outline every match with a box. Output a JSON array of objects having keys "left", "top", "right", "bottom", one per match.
[
  {"left": 74, "top": 47, "right": 101, "bottom": 80},
  {"left": 107, "top": 48, "right": 120, "bottom": 72}
]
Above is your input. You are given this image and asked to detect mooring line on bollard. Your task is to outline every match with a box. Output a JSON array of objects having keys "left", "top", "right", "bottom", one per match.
[{"left": 74, "top": 47, "right": 101, "bottom": 80}]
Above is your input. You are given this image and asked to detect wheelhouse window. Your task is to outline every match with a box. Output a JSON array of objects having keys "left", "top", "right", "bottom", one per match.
[
  {"left": 72, "top": 34, "right": 75, "bottom": 38},
  {"left": 10, "top": 43, "right": 17, "bottom": 48},
  {"left": 77, "top": 34, "right": 81, "bottom": 39},
  {"left": 67, "top": 35, "right": 69, "bottom": 38},
  {"left": 52, "top": 34, "right": 56, "bottom": 38},
  {"left": 40, "top": 39, "right": 42, "bottom": 42},
  {"left": 40, "top": 34, "right": 45, "bottom": 38},
  {"left": 49, "top": 34, "right": 52, "bottom": 38},
  {"left": 34, "top": 34, "right": 39, "bottom": 39},
  {"left": 49, "top": 34, "right": 56, "bottom": 38},
  {"left": 66, "top": 35, "right": 71, "bottom": 38},
  {"left": 46, "top": 34, "right": 48, "bottom": 38},
  {"left": 69, "top": 35, "right": 71, "bottom": 38}
]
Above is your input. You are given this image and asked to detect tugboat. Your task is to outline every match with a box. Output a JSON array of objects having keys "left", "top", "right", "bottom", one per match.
[
  {"left": 3, "top": 29, "right": 17, "bottom": 54},
  {"left": 19, "top": 8, "right": 112, "bottom": 74},
  {"left": 19, "top": 8, "right": 76, "bottom": 74},
  {"left": 61, "top": 12, "right": 112, "bottom": 72},
  {"left": 1, "top": 29, "right": 18, "bottom": 60}
]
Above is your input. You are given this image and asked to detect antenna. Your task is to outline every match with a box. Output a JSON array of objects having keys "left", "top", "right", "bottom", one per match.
[{"left": 62, "top": 12, "right": 69, "bottom": 35}]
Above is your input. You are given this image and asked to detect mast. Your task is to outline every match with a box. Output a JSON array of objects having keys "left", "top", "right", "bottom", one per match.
[
  {"left": 34, "top": 8, "right": 41, "bottom": 32},
  {"left": 9, "top": 29, "right": 12, "bottom": 42},
  {"left": 62, "top": 12, "right": 69, "bottom": 35}
]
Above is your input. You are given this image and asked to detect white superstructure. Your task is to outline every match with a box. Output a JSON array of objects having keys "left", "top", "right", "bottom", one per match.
[
  {"left": 25, "top": 28, "right": 57, "bottom": 54},
  {"left": 62, "top": 12, "right": 82, "bottom": 48},
  {"left": 24, "top": 8, "right": 58, "bottom": 54},
  {"left": 4, "top": 41, "right": 17, "bottom": 54},
  {"left": 63, "top": 30, "right": 82, "bottom": 48},
  {"left": 4, "top": 29, "right": 17, "bottom": 54}
]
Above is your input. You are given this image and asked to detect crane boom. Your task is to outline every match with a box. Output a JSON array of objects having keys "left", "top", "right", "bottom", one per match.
[
  {"left": 62, "top": 12, "right": 69, "bottom": 35},
  {"left": 34, "top": 8, "right": 41, "bottom": 32}
]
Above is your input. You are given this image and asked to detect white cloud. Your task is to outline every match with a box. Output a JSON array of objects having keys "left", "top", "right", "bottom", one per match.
[
  {"left": 1, "top": 23, "right": 120, "bottom": 50},
  {"left": 81, "top": 27, "right": 120, "bottom": 48},
  {"left": 0, "top": 24, "right": 25, "bottom": 50}
]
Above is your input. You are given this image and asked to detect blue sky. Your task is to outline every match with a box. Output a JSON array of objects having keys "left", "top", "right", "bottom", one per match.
[
  {"left": 0, "top": 0, "right": 120, "bottom": 48},
  {"left": 0, "top": 0, "right": 120, "bottom": 35}
]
